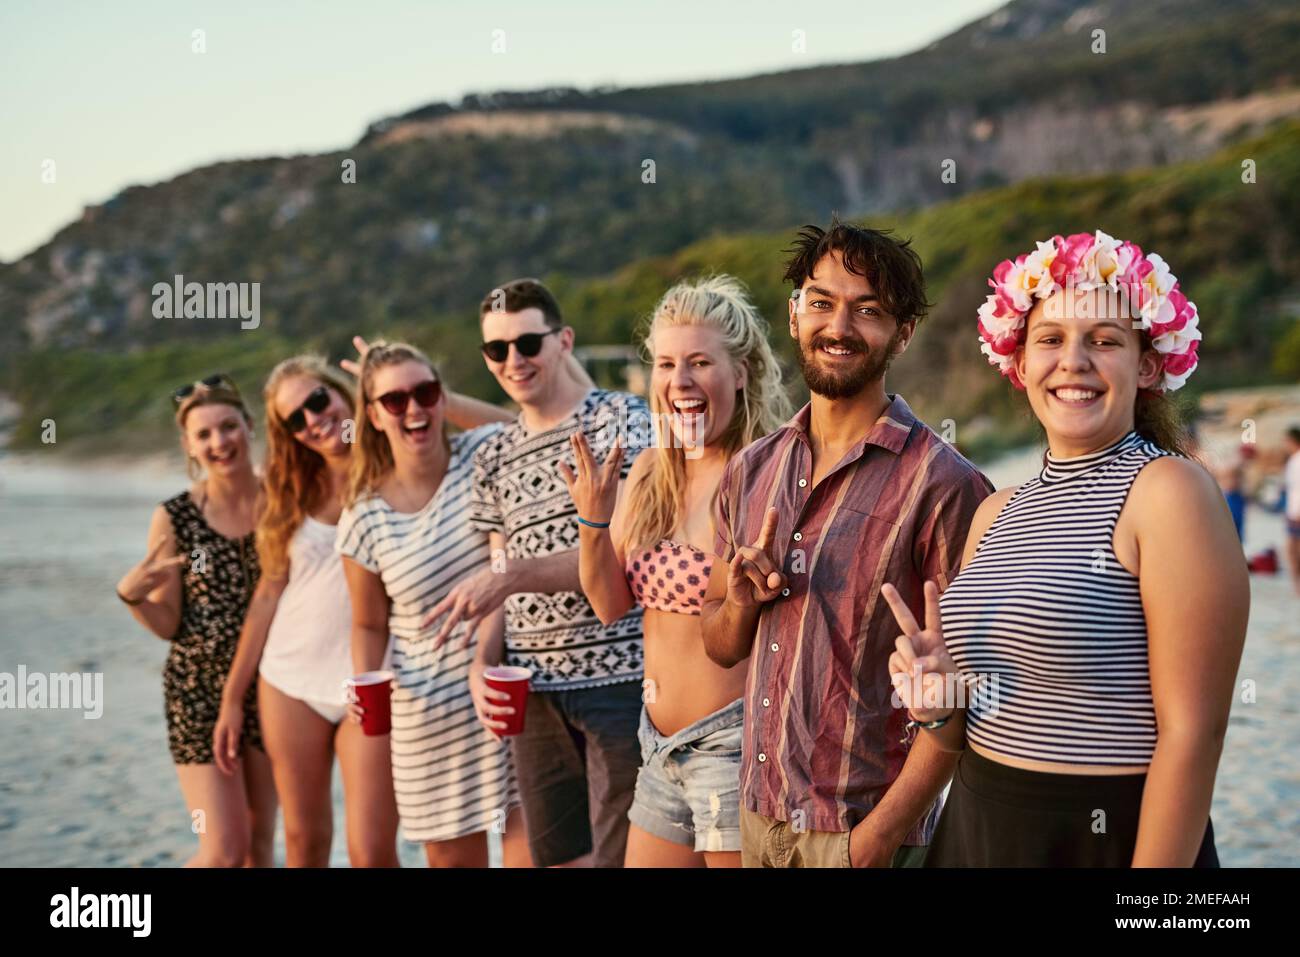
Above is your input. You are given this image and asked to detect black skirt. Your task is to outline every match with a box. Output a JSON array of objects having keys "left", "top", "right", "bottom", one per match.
[{"left": 924, "top": 747, "right": 1219, "bottom": 867}]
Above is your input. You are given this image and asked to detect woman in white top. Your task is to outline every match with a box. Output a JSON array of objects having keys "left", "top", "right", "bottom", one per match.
[{"left": 213, "top": 355, "right": 511, "bottom": 866}]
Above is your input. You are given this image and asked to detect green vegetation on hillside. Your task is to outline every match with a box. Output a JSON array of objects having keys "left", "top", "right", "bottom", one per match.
[{"left": 7, "top": 121, "right": 1296, "bottom": 458}]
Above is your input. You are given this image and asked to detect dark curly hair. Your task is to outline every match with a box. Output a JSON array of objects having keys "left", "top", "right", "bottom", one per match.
[{"left": 782, "top": 218, "right": 931, "bottom": 326}]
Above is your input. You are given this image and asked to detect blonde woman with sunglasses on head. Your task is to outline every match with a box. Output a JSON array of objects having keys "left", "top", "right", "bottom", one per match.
[{"left": 115, "top": 374, "right": 277, "bottom": 867}]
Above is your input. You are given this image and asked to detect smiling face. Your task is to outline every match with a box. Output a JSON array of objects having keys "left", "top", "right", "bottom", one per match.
[
  {"left": 273, "top": 374, "right": 351, "bottom": 459},
  {"left": 365, "top": 359, "right": 444, "bottom": 459},
  {"left": 788, "top": 251, "right": 913, "bottom": 399},
  {"left": 480, "top": 307, "right": 572, "bottom": 408},
  {"left": 182, "top": 403, "right": 253, "bottom": 477},
  {"left": 1017, "top": 286, "right": 1162, "bottom": 454},
  {"left": 650, "top": 324, "right": 746, "bottom": 450}
]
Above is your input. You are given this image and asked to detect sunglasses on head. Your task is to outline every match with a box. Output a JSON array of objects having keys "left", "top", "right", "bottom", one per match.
[
  {"left": 173, "top": 373, "right": 239, "bottom": 404},
  {"left": 372, "top": 379, "right": 443, "bottom": 416},
  {"left": 283, "top": 385, "right": 333, "bottom": 434},
  {"left": 480, "top": 328, "right": 561, "bottom": 363}
]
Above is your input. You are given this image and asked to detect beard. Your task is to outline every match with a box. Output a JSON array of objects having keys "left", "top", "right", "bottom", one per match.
[{"left": 796, "top": 327, "right": 903, "bottom": 399}]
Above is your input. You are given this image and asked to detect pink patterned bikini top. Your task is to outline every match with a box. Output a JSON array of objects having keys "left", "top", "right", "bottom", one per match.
[{"left": 625, "top": 539, "right": 714, "bottom": 616}]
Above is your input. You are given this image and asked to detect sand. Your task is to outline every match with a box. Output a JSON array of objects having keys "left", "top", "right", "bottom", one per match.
[{"left": 0, "top": 445, "right": 1294, "bottom": 866}]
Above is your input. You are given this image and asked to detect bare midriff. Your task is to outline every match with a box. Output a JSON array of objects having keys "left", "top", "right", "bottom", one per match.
[{"left": 642, "top": 606, "right": 748, "bottom": 738}]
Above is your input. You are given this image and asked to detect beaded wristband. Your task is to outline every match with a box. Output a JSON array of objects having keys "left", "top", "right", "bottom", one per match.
[{"left": 577, "top": 516, "right": 611, "bottom": 529}]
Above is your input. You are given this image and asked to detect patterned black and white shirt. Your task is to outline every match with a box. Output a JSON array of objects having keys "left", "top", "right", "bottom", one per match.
[{"left": 470, "top": 388, "right": 653, "bottom": 691}]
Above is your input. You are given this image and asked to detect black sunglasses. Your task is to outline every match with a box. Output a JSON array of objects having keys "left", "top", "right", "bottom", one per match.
[
  {"left": 173, "top": 373, "right": 239, "bottom": 403},
  {"left": 283, "top": 385, "right": 333, "bottom": 434},
  {"left": 372, "top": 379, "right": 443, "bottom": 416},
  {"left": 480, "top": 328, "right": 561, "bottom": 363}
]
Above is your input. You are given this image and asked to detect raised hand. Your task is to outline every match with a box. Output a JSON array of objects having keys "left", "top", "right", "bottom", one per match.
[
  {"left": 557, "top": 432, "right": 623, "bottom": 526},
  {"left": 338, "top": 335, "right": 370, "bottom": 378},
  {"left": 117, "top": 535, "right": 187, "bottom": 604},
  {"left": 881, "top": 580, "right": 957, "bottom": 723},
  {"left": 726, "top": 506, "right": 786, "bottom": 608}
]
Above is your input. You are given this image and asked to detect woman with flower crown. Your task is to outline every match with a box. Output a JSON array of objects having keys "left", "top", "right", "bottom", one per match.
[{"left": 881, "top": 231, "right": 1248, "bottom": 866}]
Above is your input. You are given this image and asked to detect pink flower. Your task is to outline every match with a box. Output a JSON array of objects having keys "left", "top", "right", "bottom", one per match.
[
  {"left": 1162, "top": 339, "right": 1199, "bottom": 377},
  {"left": 1050, "top": 233, "right": 1095, "bottom": 286},
  {"left": 1149, "top": 287, "right": 1194, "bottom": 339}
]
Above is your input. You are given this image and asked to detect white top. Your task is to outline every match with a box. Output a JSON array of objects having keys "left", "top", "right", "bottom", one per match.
[
  {"left": 1286, "top": 450, "right": 1300, "bottom": 521},
  {"left": 259, "top": 516, "right": 357, "bottom": 705}
]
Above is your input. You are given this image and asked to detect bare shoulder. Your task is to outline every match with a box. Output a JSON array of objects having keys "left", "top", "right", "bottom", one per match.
[
  {"left": 1128, "top": 454, "right": 1221, "bottom": 517},
  {"left": 971, "top": 486, "right": 1018, "bottom": 530},
  {"left": 148, "top": 504, "right": 178, "bottom": 552}
]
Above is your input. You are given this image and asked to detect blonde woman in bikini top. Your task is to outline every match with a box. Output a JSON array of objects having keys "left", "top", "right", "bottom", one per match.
[{"left": 562, "top": 275, "right": 790, "bottom": 868}]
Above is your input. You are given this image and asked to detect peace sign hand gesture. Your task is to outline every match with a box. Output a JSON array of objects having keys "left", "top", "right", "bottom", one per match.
[
  {"left": 117, "top": 535, "right": 186, "bottom": 604},
  {"left": 558, "top": 432, "right": 623, "bottom": 527},
  {"left": 881, "top": 580, "right": 957, "bottom": 723},
  {"left": 726, "top": 506, "right": 786, "bottom": 608}
]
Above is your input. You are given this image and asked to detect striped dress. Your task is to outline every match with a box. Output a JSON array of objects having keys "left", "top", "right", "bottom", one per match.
[
  {"left": 940, "top": 431, "right": 1171, "bottom": 767},
  {"left": 336, "top": 425, "right": 519, "bottom": 843}
]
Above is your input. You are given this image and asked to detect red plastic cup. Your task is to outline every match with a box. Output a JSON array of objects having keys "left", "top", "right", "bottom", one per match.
[
  {"left": 482, "top": 666, "right": 532, "bottom": 737},
  {"left": 344, "top": 670, "right": 395, "bottom": 736}
]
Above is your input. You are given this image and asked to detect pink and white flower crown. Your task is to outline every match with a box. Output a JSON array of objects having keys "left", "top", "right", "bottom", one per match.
[{"left": 977, "top": 230, "right": 1201, "bottom": 392}]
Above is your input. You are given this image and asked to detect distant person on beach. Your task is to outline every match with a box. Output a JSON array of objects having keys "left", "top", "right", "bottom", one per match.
[
  {"left": 460, "top": 278, "right": 654, "bottom": 867},
  {"left": 700, "top": 221, "right": 993, "bottom": 868},
  {"left": 335, "top": 341, "right": 532, "bottom": 867},
  {"left": 114, "top": 375, "right": 277, "bottom": 867},
  {"left": 1214, "top": 442, "right": 1254, "bottom": 542},
  {"left": 1286, "top": 426, "right": 1300, "bottom": 594},
  {"left": 562, "top": 276, "right": 791, "bottom": 867},
  {"left": 889, "top": 230, "right": 1248, "bottom": 866}
]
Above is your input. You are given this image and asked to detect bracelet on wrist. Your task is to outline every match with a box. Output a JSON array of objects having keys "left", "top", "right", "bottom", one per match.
[
  {"left": 116, "top": 588, "right": 145, "bottom": 607},
  {"left": 577, "top": 516, "right": 611, "bottom": 529},
  {"left": 906, "top": 711, "right": 954, "bottom": 733}
]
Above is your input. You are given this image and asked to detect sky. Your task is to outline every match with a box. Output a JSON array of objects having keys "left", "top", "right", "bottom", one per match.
[{"left": 0, "top": 0, "right": 1005, "bottom": 263}]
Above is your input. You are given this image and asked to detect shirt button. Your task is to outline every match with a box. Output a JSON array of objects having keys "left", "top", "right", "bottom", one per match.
[
  {"left": 758, "top": 753, "right": 767, "bottom": 763},
  {"left": 770, "top": 642, "right": 779, "bottom": 652},
  {"left": 762, "top": 697, "right": 770, "bottom": 707},
  {"left": 781, "top": 587, "right": 790, "bottom": 597},
  {"left": 792, "top": 531, "right": 803, "bottom": 542},
  {"left": 798, "top": 478, "right": 807, "bottom": 488}
]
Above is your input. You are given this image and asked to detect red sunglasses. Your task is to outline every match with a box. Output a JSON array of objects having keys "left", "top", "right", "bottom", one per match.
[{"left": 372, "top": 379, "right": 443, "bottom": 416}]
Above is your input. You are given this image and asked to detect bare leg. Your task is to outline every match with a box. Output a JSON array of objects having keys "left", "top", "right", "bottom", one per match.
[
  {"left": 624, "top": 823, "right": 705, "bottom": 868},
  {"left": 702, "top": 850, "right": 742, "bottom": 868},
  {"left": 423, "top": 830, "right": 488, "bottom": 868},
  {"left": 242, "top": 746, "right": 278, "bottom": 867},
  {"left": 335, "top": 719, "right": 399, "bottom": 867},
  {"left": 258, "top": 678, "right": 335, "bottom": 867},
  {"left": 501, "top": 806, "right": 533, "bottom": 868},
  {"left": 174, "top": 763, "right": 252, "bottom": 867}
]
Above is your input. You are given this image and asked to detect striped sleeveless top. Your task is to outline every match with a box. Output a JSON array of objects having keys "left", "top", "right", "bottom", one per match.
[{"left": 940, "top": 431, "right": 1172, "bottom": 766}]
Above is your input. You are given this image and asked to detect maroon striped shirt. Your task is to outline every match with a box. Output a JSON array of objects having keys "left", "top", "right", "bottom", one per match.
[{"left": 712, "top": 394, "right": 992, "bottom": 840}]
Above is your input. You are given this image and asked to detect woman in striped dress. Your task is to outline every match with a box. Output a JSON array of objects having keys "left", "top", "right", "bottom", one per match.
[
  {"left": 337, "top": 340, "right": 529, "bottom": 867},
  {"left": 883, "top": 232, "right": 1248, "bottom": 866}
]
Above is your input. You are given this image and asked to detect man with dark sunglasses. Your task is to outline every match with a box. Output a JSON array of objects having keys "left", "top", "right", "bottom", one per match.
[{"left": 451, "top": 277, "right": 653, "bottom": 867}]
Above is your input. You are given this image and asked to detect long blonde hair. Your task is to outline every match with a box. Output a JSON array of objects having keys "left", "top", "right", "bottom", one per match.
[
  {"left": 256, "top": 356, "right": 357, "bottom": 580},
  {"left": 346, "top": 340, "right": 446, "bottom": 507},
  {"left": 624, "top": 275, "right": 791, "bottom": 551}
]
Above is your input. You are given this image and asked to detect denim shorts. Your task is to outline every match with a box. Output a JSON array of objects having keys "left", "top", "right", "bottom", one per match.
[{"left": 627, "top": 698, "right": 744, "bottom": 853}]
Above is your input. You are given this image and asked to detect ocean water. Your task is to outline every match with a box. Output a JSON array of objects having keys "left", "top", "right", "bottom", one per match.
[{"left": 0, "top": 451, "right": 1295, "bottom": 866}]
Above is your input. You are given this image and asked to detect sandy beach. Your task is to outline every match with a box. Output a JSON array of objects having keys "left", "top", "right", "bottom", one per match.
[{"left": 1, "top": 444, "right": 1295, "bottom": 867}]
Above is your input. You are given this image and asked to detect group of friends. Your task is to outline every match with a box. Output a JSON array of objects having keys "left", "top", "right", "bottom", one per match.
[{"left": 115, "top": 220, "right": 1250, "bottom": 868}]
